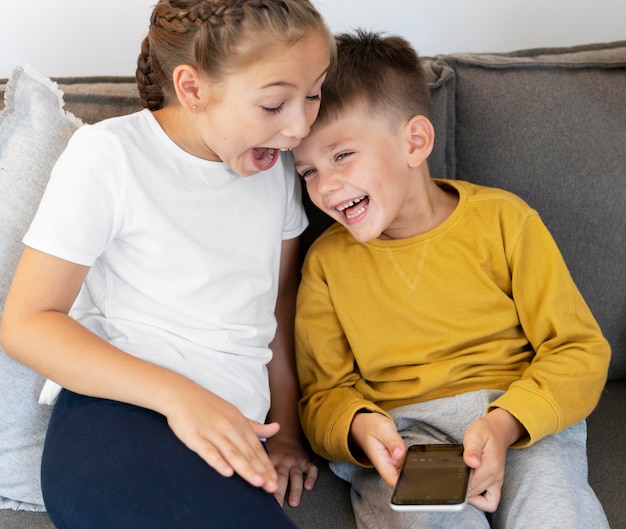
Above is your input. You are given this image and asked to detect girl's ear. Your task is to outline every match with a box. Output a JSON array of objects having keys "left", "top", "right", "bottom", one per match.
[
  {"left": 405, "top": 115, "right": 435, "bottom": 168},
  {"left": 172, "top": 64, "right": 203, "bottom": 112}
]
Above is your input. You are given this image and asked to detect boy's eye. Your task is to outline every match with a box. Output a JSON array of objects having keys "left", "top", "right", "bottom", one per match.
[
  {"left": 263, "top": 103, "right": 285, "bottom": 114},
  {"left": 336, "top": 151, "right": 353, "bottom": 162},
  {"left": 297, "top": 167, "right": 316, "bottom": 180}
]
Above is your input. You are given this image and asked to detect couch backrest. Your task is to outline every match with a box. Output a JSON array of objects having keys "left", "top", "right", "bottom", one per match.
[
  {"left": 0, "top": 76, "right": 142, "bottom": 124},
  {"left": 441, "top": 41, "right": 626, "bottom": 380}
]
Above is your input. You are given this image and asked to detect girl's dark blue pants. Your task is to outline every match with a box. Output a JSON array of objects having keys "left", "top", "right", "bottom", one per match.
[{"left": 41, "top": 389, "right": 298, "bottom": 529}]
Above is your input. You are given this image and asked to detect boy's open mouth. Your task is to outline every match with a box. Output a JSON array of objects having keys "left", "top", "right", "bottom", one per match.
[
  {"left": 336, "top": 196, "right": 369, "bottom": 221},
  {"left": 252, "top": 147, "right": 280, "bottom": 171}
]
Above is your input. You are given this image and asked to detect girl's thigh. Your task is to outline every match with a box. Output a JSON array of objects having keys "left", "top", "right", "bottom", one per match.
[{"left": 42, "top": 390, "right": 296, "bottom": 529}]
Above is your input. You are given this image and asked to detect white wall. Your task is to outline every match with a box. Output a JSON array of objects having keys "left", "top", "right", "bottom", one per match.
[{"left": 1, "top": 0, "right": 624, "bottom": 78}]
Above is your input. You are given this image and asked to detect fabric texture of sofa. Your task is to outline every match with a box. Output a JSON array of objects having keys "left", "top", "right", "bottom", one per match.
[{"left": 1, "top": 40, "right": 625, "bottom": 529}]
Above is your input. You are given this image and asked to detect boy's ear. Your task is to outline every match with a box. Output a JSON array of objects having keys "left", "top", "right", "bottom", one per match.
[
  {"left": 405, "top": 115, "right": 435, "bottom": 167},
  {"left": 172, "top": 64, "right": 203, "bottom": 112}
]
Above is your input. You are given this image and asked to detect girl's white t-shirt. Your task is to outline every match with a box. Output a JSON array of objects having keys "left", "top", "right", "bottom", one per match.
[{"left": 25, "top": 109, "right": 308, "bottom": 422}]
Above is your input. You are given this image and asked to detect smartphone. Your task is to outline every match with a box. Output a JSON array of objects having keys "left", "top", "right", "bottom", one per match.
[{"left": 390, "top": 444, "right": 472, "bottom": 512}]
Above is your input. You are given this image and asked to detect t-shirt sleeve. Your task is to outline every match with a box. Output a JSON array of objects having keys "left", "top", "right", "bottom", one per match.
[
  {"left": 23, "top": 126, "right": 126, "bottom": 266},
  {"left": 280, "top": 151, "right": 308, "bottom": 240}
]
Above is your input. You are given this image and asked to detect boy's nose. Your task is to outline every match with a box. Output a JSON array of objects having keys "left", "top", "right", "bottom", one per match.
[{"left": 315, "top": 169, "right": 342, "bottom": 195}]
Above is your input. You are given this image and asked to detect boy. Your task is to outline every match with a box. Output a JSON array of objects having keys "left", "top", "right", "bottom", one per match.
[{"left": 293, "top": 30, "right": 610, "bottom": 528}]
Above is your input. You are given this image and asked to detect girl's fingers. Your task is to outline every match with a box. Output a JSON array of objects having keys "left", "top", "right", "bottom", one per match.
[
  {"left": 181, "top": 421, "right": 278, "bottom": 490},
  {"left": 192, "top": 438, "right": 235, "bottom": 478},
  {"left": 250, "top": 420, "right": 281, "bottom": 440},
  {"left": 219, "top": 431, "right": 278, "bottom": 490}
]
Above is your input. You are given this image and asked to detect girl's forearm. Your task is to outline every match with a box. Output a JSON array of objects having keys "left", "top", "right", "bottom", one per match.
[{"left": 2, "top": 307, "right": 195, "bottom": 416}]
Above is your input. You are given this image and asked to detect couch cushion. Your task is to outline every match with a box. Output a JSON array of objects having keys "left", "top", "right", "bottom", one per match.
[
  {"left": 444, "top": 41, "right": 626, "bottom": 380},
  {"left": 587, "top": 380, "right": 626, "bottom": 529},
  {"left": 0, "top": 65, "right": 84, "bottom": 510}
]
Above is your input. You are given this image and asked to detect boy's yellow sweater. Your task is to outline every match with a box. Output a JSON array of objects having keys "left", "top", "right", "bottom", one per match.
[{"left": 296, "top": 180, "right": 610, "bottom": 465}]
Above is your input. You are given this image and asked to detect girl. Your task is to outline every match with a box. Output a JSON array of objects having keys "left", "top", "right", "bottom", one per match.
[{"left": 0, "top": 1, "right": 334, "bottom": 528}]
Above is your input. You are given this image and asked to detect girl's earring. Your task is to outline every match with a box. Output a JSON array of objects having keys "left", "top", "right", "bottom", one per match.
[{"left": 192, "top": 105, "right": 197, "bottom": 110}]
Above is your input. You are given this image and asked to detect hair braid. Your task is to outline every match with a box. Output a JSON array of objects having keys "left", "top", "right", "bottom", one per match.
[{"left": 136, "top": 33, "right": 165, "bottom": 111}]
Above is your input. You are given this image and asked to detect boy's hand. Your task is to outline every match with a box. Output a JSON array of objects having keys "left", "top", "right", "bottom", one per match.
[
  {"left": 265, "top": 435, "right": 318, "bottom": 507},
  {"left": 463, "top": 408, "right": 525, "bottom": 512},
  {"left": 350, "top": 412, "right": 406, "bottom": 488}
]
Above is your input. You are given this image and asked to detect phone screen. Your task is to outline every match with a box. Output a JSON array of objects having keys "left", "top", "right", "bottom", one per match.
[{"left": 390, "top": 444, "right": 471, "bottom": 511}]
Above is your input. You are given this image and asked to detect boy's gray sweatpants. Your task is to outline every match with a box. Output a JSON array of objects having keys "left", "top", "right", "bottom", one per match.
[{"left": 330, "top": 390, "right": 609, "bottom": 529}]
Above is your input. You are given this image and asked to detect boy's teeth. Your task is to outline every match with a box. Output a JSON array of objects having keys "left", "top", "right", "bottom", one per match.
[
  {"left": 337, "top": 196, "right": 365, "bottom": 211},
  {"left": 345, "top": 205, "right": 367, "bottom": 220}
]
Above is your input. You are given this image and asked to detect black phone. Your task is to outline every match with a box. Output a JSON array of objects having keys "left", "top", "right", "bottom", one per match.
[{"left": 390, "top": 444, "right": 472, "bottom": 512}]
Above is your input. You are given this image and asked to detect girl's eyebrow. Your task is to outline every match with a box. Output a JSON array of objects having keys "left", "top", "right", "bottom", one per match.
[{"left": 261, "top": 68, "right": 329, "bottom": 90}]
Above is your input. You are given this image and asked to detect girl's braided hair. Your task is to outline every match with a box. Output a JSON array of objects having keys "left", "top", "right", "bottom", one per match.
[{"left": 136, "top": 0, "right": 333, "bottom": 110}]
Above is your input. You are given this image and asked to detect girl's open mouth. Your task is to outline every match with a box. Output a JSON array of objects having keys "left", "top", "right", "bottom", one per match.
[{"left": 252, "top": 147, "right": 281, "bottom": 171}]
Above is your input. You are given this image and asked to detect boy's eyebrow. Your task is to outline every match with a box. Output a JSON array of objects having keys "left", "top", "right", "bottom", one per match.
[
  {"left": 293, "top": 139, "right": 351, "bottom": 169},
  {"left": 321, "top": 138, "right": 353, "bottom": 155},
  {"left": 325, "top": 141, "right": 344, "bottom": 152}
]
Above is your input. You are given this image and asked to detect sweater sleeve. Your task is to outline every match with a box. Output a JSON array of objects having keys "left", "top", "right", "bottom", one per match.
[
  {"left": 489, "top": 213, "right": 610, "bottom": 446},
  {"left": 295, "top": 250, "right": 390, "bottom": 464}
]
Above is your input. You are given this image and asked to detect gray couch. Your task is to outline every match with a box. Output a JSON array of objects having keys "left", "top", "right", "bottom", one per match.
[{"left": 1, "top": 40, "right": 625, "bottom": 528}]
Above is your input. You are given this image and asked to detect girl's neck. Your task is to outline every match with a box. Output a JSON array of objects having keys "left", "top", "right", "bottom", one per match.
[{"left": 152, "top": 106, "right": 220, "bottom": 162}]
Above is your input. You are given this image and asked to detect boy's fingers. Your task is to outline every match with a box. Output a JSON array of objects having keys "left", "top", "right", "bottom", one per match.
[
  {"left": 273, "top": 474, "right": 288, "bottom": 507},
  {"left": 372, "top": 455, "right": 401, "bottom": 489},
  {"left": 286, "top": 467, "right": 304, "bottom": 507},
  {"left": 469, "top": 487, "right": 500, "bottom": 513},
  {"left": 463, "top": 432, "right": 485, "bottom": 469},
  {"left": 303, "top": 462, "right": 318, "bottom": 490}
]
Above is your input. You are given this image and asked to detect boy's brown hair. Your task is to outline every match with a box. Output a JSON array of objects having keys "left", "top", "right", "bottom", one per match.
[{"left": 314, "top": 29, "right": 431, "bottom": 130}]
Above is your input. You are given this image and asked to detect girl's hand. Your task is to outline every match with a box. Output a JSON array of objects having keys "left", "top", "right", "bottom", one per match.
[
  {"left": 350, "top": 412, "right": 406, "bottom": 488},
  {"left": 163, "top": 382, "right": 280, "bottom": 493},
  {"left": 265, "top": 435, "right": 318, "bottom": 507},
  {"left": 463, "top": 408, "right": 525, "bottom": 512}
]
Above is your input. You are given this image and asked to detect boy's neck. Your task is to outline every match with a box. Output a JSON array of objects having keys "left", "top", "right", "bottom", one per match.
[{"left": 379, "top": 177, "right": 459, "bottom": 240}]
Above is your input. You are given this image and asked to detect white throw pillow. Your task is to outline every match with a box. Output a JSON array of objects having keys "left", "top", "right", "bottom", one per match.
[{"left": 0, "top": 64, "right": 82, "bottom": 511}]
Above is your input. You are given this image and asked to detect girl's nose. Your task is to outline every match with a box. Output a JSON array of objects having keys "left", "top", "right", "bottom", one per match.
[{"left": 283, "top": 104, "right": 316, "bottom": 140}]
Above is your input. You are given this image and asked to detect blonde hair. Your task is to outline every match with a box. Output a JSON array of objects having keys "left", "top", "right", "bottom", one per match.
[{"left": 136, "top": 0, "right": 334, "bottom": 110}]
